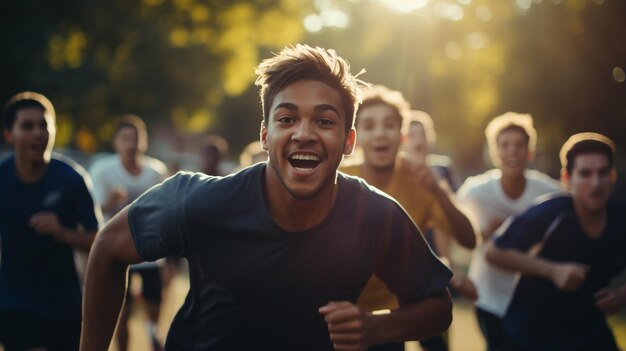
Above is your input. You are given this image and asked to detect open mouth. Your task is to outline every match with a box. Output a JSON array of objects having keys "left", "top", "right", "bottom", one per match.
[
  {"left": 289, "top": 154, "right": 321, "bottom": 170},
  {"left": 373, "top": 145, "right": 390, "bottom": 153}
]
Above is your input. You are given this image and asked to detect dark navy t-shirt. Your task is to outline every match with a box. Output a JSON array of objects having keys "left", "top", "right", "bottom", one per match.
[
  {"left": 128, "top": 163, "right": 451, "bottom": 351},
  {"left": 495, "top": 194, "right": 626, "bottom": 351},
  {"left": 0, "top": 153, "right": 100, "bottom": 319}
]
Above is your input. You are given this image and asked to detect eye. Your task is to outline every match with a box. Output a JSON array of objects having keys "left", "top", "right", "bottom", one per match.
[
  {"left": 277, "top": 116, "right": 295, "bottom": 124},
  {"left": 317, "top": 118, "right": 335, "bottom": 127},
  {"left": 20, "top": 121, "right": 35, "bottom": 131}
]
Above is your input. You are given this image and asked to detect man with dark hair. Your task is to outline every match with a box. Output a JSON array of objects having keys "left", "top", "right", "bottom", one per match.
[
  {"left": 199, "top": 134, "right": 229, "bottom": 176},
  {"left": 89, "top": 114, "right": 169, "bottom": 351},
  {"left": 0, "top": 92, "right": 101, "bottom": 350},
  {"left": 486, "top": 132, "right": 626, "bottom": 351},
  {"left": 81, "top": 44, "right": 452, "bottom": 351}
]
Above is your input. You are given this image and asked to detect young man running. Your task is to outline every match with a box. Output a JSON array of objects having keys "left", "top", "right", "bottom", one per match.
[
  {"left": 486, "top": 133, "right": 626, "bottom": 351},
  {"left": 341, "top": 86, "right": 477, "bottom": 351},
  {"left": 456, "top": 112, "right": 561, "bottom": 351},
  {"left": 89, "top": 115, "right": 169, "bottom": 351},
  {"left": 0, "top": 92, "right": 101, "bottom": 351},
  {"left": 80, "top": 45, "right": 453, "bottom": 351}
]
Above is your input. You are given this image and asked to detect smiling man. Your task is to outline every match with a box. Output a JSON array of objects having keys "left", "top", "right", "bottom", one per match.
[
  {"left": 340, "top": 85, "right": 476, "bottom": 351},
  {"left": 0, "top": 92, "right": 101, "bottom": 351},
  {"left": 485, "top": 133, "right": 626, "bottom": 351},
  {"left": 456, "top": 112, "right": 561, "bottom": 351},
  {"left": 80, "top": 44, "right": 452, "bottom": 351}
]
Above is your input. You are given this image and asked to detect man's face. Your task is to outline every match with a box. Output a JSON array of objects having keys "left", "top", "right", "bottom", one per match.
[
  {"left": 261, "top": 80, "right": 355, "bottom": 200},
  {"left": 356, "top": 104, "right": 402, "bottom": 171},
  {"left": 406, "top": 123, "right": 429, "bottom": 162},
  {"left": 567, "top": 153, "right": 614, "bottom": 214},
  {"left": 114, "top": 126, "right": 140, "bottom": 161},
  {"left": 495, "top": 129, "right": 530, "bottom": 177},
  {"left": 5, "top": 107, "right": 55, "bottom": 163}
]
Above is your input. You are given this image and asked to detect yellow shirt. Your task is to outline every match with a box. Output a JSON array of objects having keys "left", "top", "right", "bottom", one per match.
[{"left": 340, "top": 162, "right": 451, "bottom": 311}]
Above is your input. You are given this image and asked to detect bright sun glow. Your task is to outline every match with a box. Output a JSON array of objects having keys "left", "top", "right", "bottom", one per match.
[{"left": 379, "top": 0, "right": 429, "bottom": 14}]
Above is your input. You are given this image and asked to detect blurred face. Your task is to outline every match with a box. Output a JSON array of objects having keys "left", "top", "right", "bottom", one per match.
[
  {"left": 261, "top": 80, "right": 355, "bottom": 200},
  {"left": 566, "top": 153, "right": 614, "bottom": 214},
  {"left": 406, "top": 122, "right": 429, "bottom": 162},
  {"left": 5, "top": 107, "right": 55, "bottom": 164},
  {"left": 356, "top": 104, "right": 402, "bottom": 171},
  {"left": 494, "top": 129, "right": 530, "bottom": 178},
  {"left": 114, "top": 126, "right": 141, "bottom": 161}
]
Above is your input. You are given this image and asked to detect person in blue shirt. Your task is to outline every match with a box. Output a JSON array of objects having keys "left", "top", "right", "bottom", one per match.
[
  {"left": 0, "top": 92, "right": 101, "bottom": 351},
  {"left": 486, "top": 132, "right": 626, "bottom": 351},
  {"left": 80, "top": 44, "right": 453, "bottom": 351}
]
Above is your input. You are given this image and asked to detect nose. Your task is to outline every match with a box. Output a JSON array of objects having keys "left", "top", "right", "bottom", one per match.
[{"left": 291, "top": 121, "right": 316, "bottom": 145}]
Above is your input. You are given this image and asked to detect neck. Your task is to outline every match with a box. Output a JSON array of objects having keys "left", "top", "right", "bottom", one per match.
[
  {"left": 360, "top": 161, "right": 395, "bottom": 190},
  {"left": 500, "top": 171, "right": 526, "bottom": 200},
  {"left": 120, "top": 155, "right": 141, "bottom": 175},
  {"left": 263, "top": 167, "right": 338, "bottom": 232},
  {"left": 14, "top": 152, "right": 49, "bottom": 183},
  {"left": 573, "top": 199, "right": 607, "bottom": 239}
]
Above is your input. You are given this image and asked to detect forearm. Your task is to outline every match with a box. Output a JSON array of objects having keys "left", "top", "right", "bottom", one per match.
[
  {"left": 433, "top": 185, "right": 477, "bottom": 249},
  {"left": 61, "top": 228, "right": 96, "bottom": 252},
  {"left": 80, "top": 235, "right": 129, "bottom": 351},
  {"left": 485, "top": 241, "right": 553, "bottom": 279},
  {"left": 370, "top": 290, "right": 452, "bottom": 345}
]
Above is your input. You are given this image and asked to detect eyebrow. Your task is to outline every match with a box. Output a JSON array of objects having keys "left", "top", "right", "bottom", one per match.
[{"left": 273, "top": 103, "right": 341, "bottom": 116}]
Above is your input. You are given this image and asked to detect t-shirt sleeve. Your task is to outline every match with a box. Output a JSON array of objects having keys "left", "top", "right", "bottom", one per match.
[
  {"left": 128, "top": 172, "right": 195, "bottom": 261},
  {"left": 493, "top": 203, "right": 557, "bottom": 252},
  {"left": 375, "top": 203, "right": 452, "bottom": 305},
  {"left": 73, "top": 171, "right": 101, "bottom": 232}
]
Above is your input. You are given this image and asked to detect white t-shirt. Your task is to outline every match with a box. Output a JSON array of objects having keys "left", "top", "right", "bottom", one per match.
[
  {"left": 457, "top": 169, "right": 561, "bottom": 317},
  {"left": 89, "top": 154, "right": 168, "bottom": 269}
]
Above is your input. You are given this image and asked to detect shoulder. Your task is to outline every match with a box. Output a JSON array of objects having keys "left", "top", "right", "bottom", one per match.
[
  {"left": 50, "top": 153, "right": 90, "bottom": 181},
  {"left": 525, "top": 170, "right": 561, "bottom": 189},
  {"left": 88, "top": 154, "right": 118, "bottom": 174},
  {"left": 522, "top": 193, "right": 572, "bottom": 220},
  {"left": 338, "top": 171, "right": 405, "bottom": 213},
  {"left": 141, "top": 155, "right": 168, "bottom": 176},
  {"left": 458, "top": 169, "right": 499, "bottom": 195}
]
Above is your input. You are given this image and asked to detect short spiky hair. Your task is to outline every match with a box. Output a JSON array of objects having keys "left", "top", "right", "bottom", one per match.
[
  {"left": 255, "top": 44, "right": 368, "bottom": 133},
  {"left": 560, "top": 132, "right": 615, "bottom": 175},
  {"left": 485, "top": 112, "right": 537, "bottom": 164},
  {"left": 4, "top": 91, "right": 55, "bottom": 131},
  {"left": 356, "top": 85, "right": 410, "bottom": 128}
]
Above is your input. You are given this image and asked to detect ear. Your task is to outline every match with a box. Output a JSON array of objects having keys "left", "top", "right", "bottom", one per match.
[
  {"left": 343, "top": 128, "right": 356, "bottom": 156},
  {"left": 611, "top": 167, "right": 617, "bottom": 185},
  {"left": 2, "top": 129, "right": 13, "bottom": 145},
  {"left": 260, "top": 120, "right": 268, "bottom": 151},
  {"left": 560, "top": 168, "right": 570, "bottom": 189}
]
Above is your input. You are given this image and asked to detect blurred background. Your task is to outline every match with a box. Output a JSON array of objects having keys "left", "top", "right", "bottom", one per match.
[
  {"left": 2, "top": 1, "right": 626, "bottom": 350},
  {"left": 1, "top": 0, "right": 625, "bottom": 192}
]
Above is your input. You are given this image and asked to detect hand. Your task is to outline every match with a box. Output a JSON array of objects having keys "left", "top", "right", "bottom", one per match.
[
  {"left": 108, "top": 187, "right": 129, "bottom": 207},
  {"left": 400, "top": 156, "right": 438, "bottom": 193},
  {"left": 319, "top": 301, "right": 376, "bottom": 351},
  {"left": 450, "top": 273, "right": 478, "bottom": 301},
  {"left": 29, "top": 212, "right": 67, "bottom": 242},
  {"left": 550, "top": 262, "right": 589, "bottom": 291},
  {"left": 595, "top": 288, "right": 626, "bottom": 315}
]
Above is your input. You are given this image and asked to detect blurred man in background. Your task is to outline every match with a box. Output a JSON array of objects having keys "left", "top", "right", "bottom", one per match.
[{"left": 0, "top": 92, "right": 101, "bottom": 351}]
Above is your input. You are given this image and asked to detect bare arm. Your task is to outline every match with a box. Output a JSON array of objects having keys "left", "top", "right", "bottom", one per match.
[
  {"left": 29, "top": 212, "right": 96, "bottom": 251},
  {"left": 319, "top": 290, "right": 452, "bottom": 351},
  {"left": 80, "top": 206, "right": 143, "bottom": 351},
  {"left": 485, "top": 240, "right": 589, "bottom": 291},
  {"left": 429, "top": 177, "right": 478, "bottom": 249}
]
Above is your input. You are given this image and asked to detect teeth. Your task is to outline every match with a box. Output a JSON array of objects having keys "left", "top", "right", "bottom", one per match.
[{"left": 291, "top": 154, "right": 320, "bottom": 161}]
